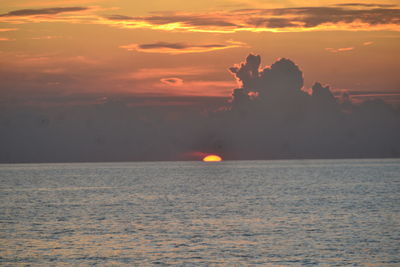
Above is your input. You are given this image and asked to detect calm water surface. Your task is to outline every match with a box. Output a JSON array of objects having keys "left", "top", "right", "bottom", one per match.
[{"left": 1, "top": 159, "right": 399, "bottom": 266}]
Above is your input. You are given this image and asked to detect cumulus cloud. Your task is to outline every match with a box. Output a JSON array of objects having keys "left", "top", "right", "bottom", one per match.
[
  {"left": 225, "top": 54, "right": 400, "bottom": 159},
  {"left": 229, "top": 54, "right": 304, "bottom": 100},
  {"left": 0, "top": 54, "right": 399, "bottom": 163},
  {"left": 120, "top": 41, "right": 246, "bottom": 54}
]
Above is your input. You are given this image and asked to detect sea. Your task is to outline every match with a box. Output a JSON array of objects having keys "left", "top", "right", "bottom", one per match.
[{"left": 1, "top": 159, "right": 399, "bottom": 266}]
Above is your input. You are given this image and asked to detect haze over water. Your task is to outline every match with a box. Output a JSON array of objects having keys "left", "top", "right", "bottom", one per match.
[{"left": 1, "top": 159, "right": 399, "bottom": 265}]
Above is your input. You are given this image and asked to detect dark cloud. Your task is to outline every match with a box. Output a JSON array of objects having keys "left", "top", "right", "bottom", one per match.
[
  {"left": 335, "top": 3, "right": 397, "bottom": 8},
  {"left": 106, "top": 14, "right": 238, "bottom": 28},
  {"left": 106, "top": 5, "right": 400, "bottom": 33},
  {"left": 1, "top": 54, "right": 399, "bottom": 163},
  {"left": 0, "top": 7, "right": 88, "bottom": 17},
  {"left": 225, "top": 55, "right": 400, "bottom": 159},
  {"left": 106, "top": 15, "right": 135, "bottom": 20},
  {"left": 230, "top": 54, "right": 304, "bottom": 100},
  {"left": 120, "top": 41, "right": 245, "bottom": 54},
  {"left": 143, "top": 15, "right": 238, "bottom": 27},
  {"left": 138, "top": 42, "right": 226, "bottom": 50},
  {"left": 241, "top": 6, "right": 400, "bottom": 28},
  {"left": 278, "top": 6, "right": 399, "bottom": 27},
  {"left": 160, "top": 77, "right": 183, "bottom": 86},
  {"left": 246, "top": 17, "right": 297, "bottom": 28}
]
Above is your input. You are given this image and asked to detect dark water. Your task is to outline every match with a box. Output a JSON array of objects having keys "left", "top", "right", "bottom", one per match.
[{"left": 1, "top": 159, "right": 399, "bottom": 266}]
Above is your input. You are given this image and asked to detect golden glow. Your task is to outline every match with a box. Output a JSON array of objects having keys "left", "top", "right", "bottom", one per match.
[{"left": 202, "top": 155, "right": 222, "bottom": 162}]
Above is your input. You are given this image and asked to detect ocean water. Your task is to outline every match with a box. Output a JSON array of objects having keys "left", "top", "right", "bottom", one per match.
[{"left": 1, "top": 159, "right": 399, "bottom": 266}]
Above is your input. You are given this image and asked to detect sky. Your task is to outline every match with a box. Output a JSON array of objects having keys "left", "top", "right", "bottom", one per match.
[{"left": 0, "top": 0, "right": 399, "bottom": 162}]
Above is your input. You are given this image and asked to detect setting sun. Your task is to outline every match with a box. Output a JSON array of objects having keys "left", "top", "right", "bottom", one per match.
[{"left": 202, "top": 155, "right": 222, "bottom": 162}]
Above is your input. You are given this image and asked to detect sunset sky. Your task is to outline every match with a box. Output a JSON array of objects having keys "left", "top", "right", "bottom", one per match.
[
  {"left": 1, "top": 0, "right": 399, "bottom": 107},
  {"left": 1, "top": 1, "right": 400, "bottom": 162}
]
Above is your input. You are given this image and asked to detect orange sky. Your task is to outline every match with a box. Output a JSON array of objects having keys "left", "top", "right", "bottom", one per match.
[{"left": 1, "top": 0, "right": 399, "bottom": 106}]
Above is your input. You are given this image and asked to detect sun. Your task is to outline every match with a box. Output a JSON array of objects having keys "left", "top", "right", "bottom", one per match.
[{"left": 202, "top": 154, "right": 222, "bottom": 162}]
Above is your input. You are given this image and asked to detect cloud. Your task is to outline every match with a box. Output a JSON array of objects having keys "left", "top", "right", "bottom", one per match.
[
  {"left": 160, "top": 77, "right": 183, "bottom": 86},
  {"left": 334, "top": 3, "right": 397, "bottom": 8},
  {"left": 126, "top": 67, "right": 213, "bottom": 80},
  {"left": 120, "top": 41, "right": 246, "bottom": 54},
  {"left": 104, "top": 5, "right": 400, "bottom": 32},
  {"left": 17, "top": 0, "right": 103, "bottom": 7},
  {"left": 363, "top": 41, "right": 374, "bottom": 46},
  {"left": 0, "top": 6, "right": 101, "bottom": 24},
  {"left": 0, "top": 28, "right": 18, "bottom": 32},
  {"left": 229, "top": 54, "right": 304, "bottom": 100},
  {"left": 1, "top": 4, "right": 398, "bottom": 33},
  {"left": 0, "top": 38, "right": 14, "bottom": 41},
  {"left": 342, "top": 90, "right": 400, "bottom": 105},
  {"left": 105, "top": 14, "right": 239, "bottom": 33},
  {"left": 325, "top": 47, "right": 355, "bottom": 53},
  {"left": 31, "top": 35, "right": 62, "bottom": 40},
  {"left": 225, "top": 54, "right": 400, "bottom": 159},
  {"left": 0, "top": 7, "right": 88, "bottom": 17}
]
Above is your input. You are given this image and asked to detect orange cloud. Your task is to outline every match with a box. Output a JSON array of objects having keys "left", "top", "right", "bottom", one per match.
[
  {"left": 325, "top": 47, "right": 355, "bottom": 53},
  {"left": 104, "top": 5, "right": 400, "bottom": 32},
  {"left": 31, "top": 35, "right": 62, "bottom": 40},
  {"left": 154, "top": 80, "right": 236, "bottom": 96},
  {"left": 17, "top": 0, "right": 104, "bottom": 7},
  {"left": 126, "top": 67, "right": 214, "bottom": 80},
  {"left": 120, "top": 40, "right": 246, "bottom": 54},
  {"left": 1, "top": 5, "right": 399, "bottom": 32},
  {"left": 0, "top": 28, "right": 18, "bottom": 32},
  {"left": 0, "top": 7, "right": 88, "bottom": 17},
  {"left": 0, "top": 6, "right": 102, "bottom": 24},
  {"left": 0, "top": 37, "right": 14, "bottom": 41}
]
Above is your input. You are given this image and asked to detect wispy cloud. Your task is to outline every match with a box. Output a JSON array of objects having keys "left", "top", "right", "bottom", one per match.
[
  {"left": 0, "top": 6, "right": 99, "bottom": 24},
  {"left": 334, "top": 3, "right": 397, "bottom": 8},
  {"left": 0, "top": 28, "right": 18, "bottom": 32},
  {"left": 0, "top": 7, "right": 88, "bottom": 17},
  {"left": 104, "top": 5, "right": 400, "bottom": 32},
  {"left": 17, "top": 0, "right": 103, "bottom": 7},
  {"left": 325, "top": 47, "right": 355, "bottom": 53},
  {"left": 154, "top": 80, "right": 236, "bottom": 96},
  {"left": 126, "top": 67, "right": 214, "bottom": 80},
  {"left": 1, "top": 4, "right": 399, "bottom": 32},
  {"left": 31, "top": 35, "right": 62, "bottom": 40},
  {"left": 120, "top": 41, "right": 246, "bottom": 54},
  {"left": 160, "top": 77, "right": 184, "bottom": 86},
  {"left": 344, "top": 90, "right": 400, "bottom": 104}
]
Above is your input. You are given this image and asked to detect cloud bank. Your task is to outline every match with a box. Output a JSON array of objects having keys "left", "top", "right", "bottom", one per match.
[
  {"left": 105, "top": 5, "right": 400, "bottom": 32},
  {"left": 0, "top": 54, "right": 399, "bottom": 162},
  {"left": 1, "top": 4, "right": 399, "bottom": 32}
]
